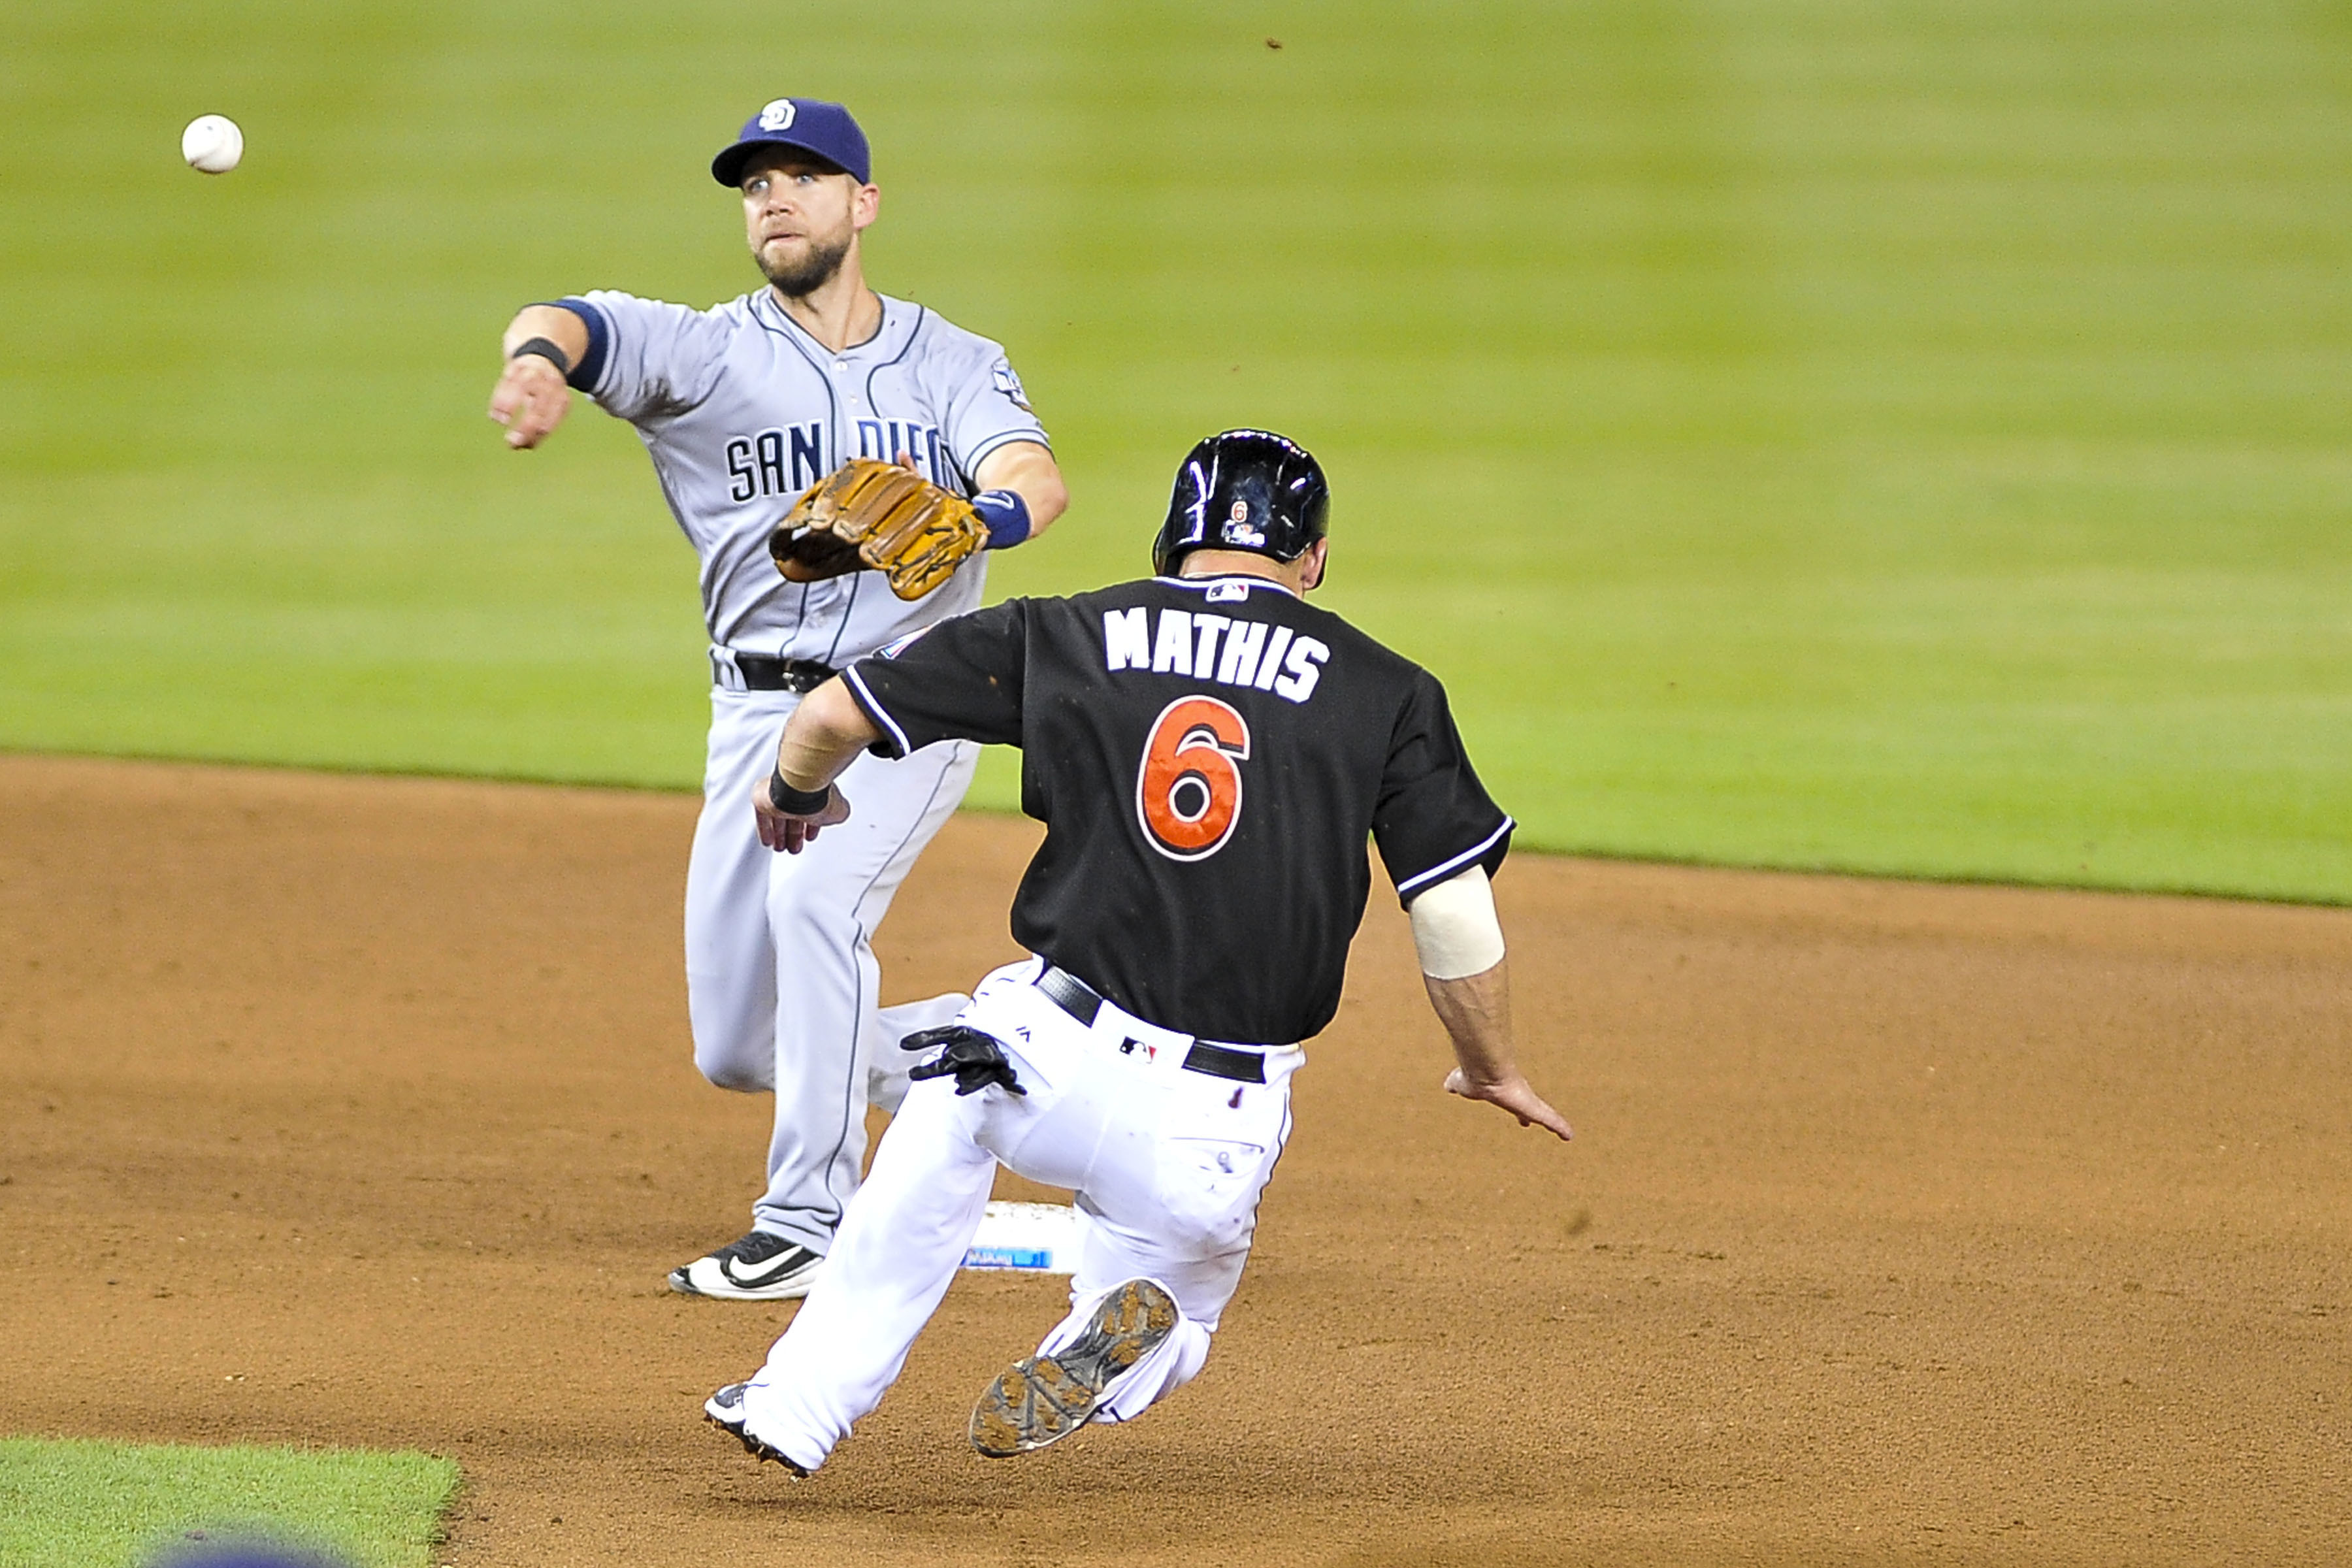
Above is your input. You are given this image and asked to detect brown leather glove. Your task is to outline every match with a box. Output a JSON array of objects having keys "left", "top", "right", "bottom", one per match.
[{"left": 767, "top": 458, "right": 987, "bottom": 602}]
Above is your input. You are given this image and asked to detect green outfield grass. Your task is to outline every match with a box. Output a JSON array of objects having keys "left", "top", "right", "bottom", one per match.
[
  {"left": 0, "top": 1438, "right": 457, "bottom": 1568},
  {"left": 3, "top": 0, "right": 2346, "bottom": 900}
]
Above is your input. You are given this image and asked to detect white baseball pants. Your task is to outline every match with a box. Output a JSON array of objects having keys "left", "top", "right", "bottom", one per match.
[
  {"left": 738, "top": 958, "right": 1302, "bottom": 1473},
  {"left": 684, "top": 685, "right": 979, "bottom": 1254}
]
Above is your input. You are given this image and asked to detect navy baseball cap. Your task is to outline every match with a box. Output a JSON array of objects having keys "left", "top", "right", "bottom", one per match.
[{"left": 711, "top": 97, "right": 870, "bottom": 187}]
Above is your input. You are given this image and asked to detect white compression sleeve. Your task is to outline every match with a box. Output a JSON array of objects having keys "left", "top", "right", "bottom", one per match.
[{"left": 1408, "top": 865, "right": 1507, "bottom": 980}]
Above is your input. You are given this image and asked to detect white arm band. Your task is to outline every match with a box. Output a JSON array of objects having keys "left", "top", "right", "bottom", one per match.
[{"left": 1408, "top": 864, "right": 1507, "bottom": 980}]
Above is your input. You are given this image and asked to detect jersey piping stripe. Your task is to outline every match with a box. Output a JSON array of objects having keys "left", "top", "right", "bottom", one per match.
[
  {"left": 813, "top": 743, "right": 974, "bottom": 1232},
  {"left": 747, "top": 296, "right": 842, "bottom": 453},
  {"left": 1394, "top": 816, "right": 1516, "bottom": 900},
  {"left": 862, "top": 304, "right": 928, "bottom": 412},
  {"left": 747, "top": 295, "right": 864, "bottom": 661},
  {"left": 751, "top": 287, "right": 893, "bottom": 356},
  {"left": 810, "top": 916, "right": 872, "bottom": 1236},
  {"left": 958, "top": 426, "right": 1054, "bottom": 486},
  {"left": 850, "top": 738, "right": 971, "bottom": 915},
  {"left": 651, "top": 462, "right": 761, "bottom": 649},
  {"left": 848, "top": 301, "right": 1053, "bottom": 490},
  {"left": 820, "top": 572, "right": 864, "bottom": 668},
  {"left": 841, "top": 664, "right": 913, "bottom": 757}
]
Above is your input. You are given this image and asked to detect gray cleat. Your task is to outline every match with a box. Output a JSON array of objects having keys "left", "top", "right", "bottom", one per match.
[{"left": 969, "top": 1278, "right": 1179, "bottom": 1458}]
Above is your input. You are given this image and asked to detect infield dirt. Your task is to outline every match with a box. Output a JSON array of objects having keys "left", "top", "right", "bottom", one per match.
[{"left": 3, "top": 756, "right": 2346, "bottom": 1565}]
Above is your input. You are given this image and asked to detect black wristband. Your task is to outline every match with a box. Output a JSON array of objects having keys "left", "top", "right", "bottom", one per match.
[
  {"left": 768, "top": 770, "right": 832, "bottom": 815},
  {"left": 510, "top": 336, "right": 571, "bottom": 375}
]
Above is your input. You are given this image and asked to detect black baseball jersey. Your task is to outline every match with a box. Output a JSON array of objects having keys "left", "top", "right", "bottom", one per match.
[{"left": 843, "top": 574, "right": 1514, "bottom": 1045}]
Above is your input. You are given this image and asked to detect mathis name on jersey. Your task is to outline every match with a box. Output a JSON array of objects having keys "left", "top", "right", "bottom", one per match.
[{"left": 1102, "top": 606, "right": 1328, "bottom": 703}]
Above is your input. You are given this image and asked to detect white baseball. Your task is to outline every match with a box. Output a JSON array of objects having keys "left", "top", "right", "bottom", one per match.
[{"left": 182, "top": 115, "right": 244, "bottom": 174}]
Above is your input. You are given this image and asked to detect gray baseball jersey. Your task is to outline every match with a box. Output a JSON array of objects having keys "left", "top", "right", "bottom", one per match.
[{"left": 558, "top": 289, "right": 1051, "bottom": 666}]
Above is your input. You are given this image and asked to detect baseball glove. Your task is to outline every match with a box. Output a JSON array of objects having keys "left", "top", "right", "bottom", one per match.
[
  {"left": 902, "top": 1024, "right": 1026, "bottom": 1097},
  {"left": 767, "top": 458, "right": 987, "bottom": 602}
]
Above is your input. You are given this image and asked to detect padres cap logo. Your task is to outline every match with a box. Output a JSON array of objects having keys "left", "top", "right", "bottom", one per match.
[{"left": 757, "top": 98, "right": 798, "bottom": 131}]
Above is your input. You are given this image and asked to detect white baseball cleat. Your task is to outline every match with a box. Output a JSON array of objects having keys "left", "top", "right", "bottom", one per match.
[
  {"left": 703, "top": 1381, "right": 809, "bottom": 1476},
  {"left": 668, "top": 1230, "right": 824, "bottom": 1300},
  {"left": 968, "top": 1278, "right": 1179, "bottom": 1458}
]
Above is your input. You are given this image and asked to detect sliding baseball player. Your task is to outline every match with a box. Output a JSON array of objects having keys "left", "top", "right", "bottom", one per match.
[{"left": 702, "top": 429, "right": 1570, "bottom": 1473}]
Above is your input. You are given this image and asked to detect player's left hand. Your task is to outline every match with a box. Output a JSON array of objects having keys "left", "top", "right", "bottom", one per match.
[
  {"left": 768, "top": 457, "right": 987, "bottom": 600},
  {"left": 754, "top": 781, "right": 851, "bottom": 854},
  {"left": 902, "top": 1024, "right": 1026, "bottom": 1097},
  {"left": 1444, "top": 1068, "right": 1573, "bottom": 1141}
]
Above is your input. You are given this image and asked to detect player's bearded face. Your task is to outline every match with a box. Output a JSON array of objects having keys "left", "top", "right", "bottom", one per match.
[
  {"left": 743, "top": 163, "right": 862, "bottom": 298},
  {"left": 755, "top": 223, "right": 853, "bottom": 296}
]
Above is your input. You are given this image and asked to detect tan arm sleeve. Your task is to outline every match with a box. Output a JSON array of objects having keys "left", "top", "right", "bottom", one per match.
[{"left": 1408, "top": 865, "right": 1507, "bottom": 981}]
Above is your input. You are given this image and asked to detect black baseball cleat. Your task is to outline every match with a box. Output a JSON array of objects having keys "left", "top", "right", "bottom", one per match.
[
  {"left": 668, "top": 1230, "right": 824, "bottom": 1300},
  {"left": 704, "top": 1382, "right": 809, "bottom": 1476},
  {"left": 968, "top": 1278, "right": 1179, "bottom": 1458}
]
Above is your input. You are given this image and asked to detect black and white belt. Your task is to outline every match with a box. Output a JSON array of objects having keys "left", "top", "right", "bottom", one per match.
[{"left": 1033, "top": 964, "right": 1272, "bottom": 1085}]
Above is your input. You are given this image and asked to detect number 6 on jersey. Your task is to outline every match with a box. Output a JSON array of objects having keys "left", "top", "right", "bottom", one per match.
[{"left": 1136, "top": 696, "right": 1252, "bottom": 860}]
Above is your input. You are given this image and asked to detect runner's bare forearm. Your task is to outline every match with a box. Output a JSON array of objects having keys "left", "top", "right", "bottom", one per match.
[
  {"left": 1426, "top": 958, "right": 1574, "bottom": 1140},
  {"left": 1426, "top": 959, "right": 1515, "bottom": 1083}
]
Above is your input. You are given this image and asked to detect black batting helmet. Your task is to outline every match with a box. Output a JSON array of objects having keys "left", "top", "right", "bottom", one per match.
[{"left": 1152, "top": 429, "right": 1329, "bottom": 577}]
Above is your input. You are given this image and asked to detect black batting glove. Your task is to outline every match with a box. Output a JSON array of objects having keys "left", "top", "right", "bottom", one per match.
[{"left": 901, "top": 1024, "right": 1026, "bottom": 1097}]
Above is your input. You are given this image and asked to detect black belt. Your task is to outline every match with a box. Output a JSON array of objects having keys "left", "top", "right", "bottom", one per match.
[
  {"left": 1034, "top": 965, "right": 1268, "bottom": 1085},
  {"left": 734, "top": 653, "right": 838, "bottom": 693}
]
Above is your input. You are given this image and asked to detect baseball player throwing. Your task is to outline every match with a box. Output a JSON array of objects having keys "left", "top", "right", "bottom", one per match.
[
  {"left": 486, "top": 98, "right": 1068, "bottom": 1300},
  {"left": 702, "top": 429, "right": 1570, "bottom": 1473}
]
